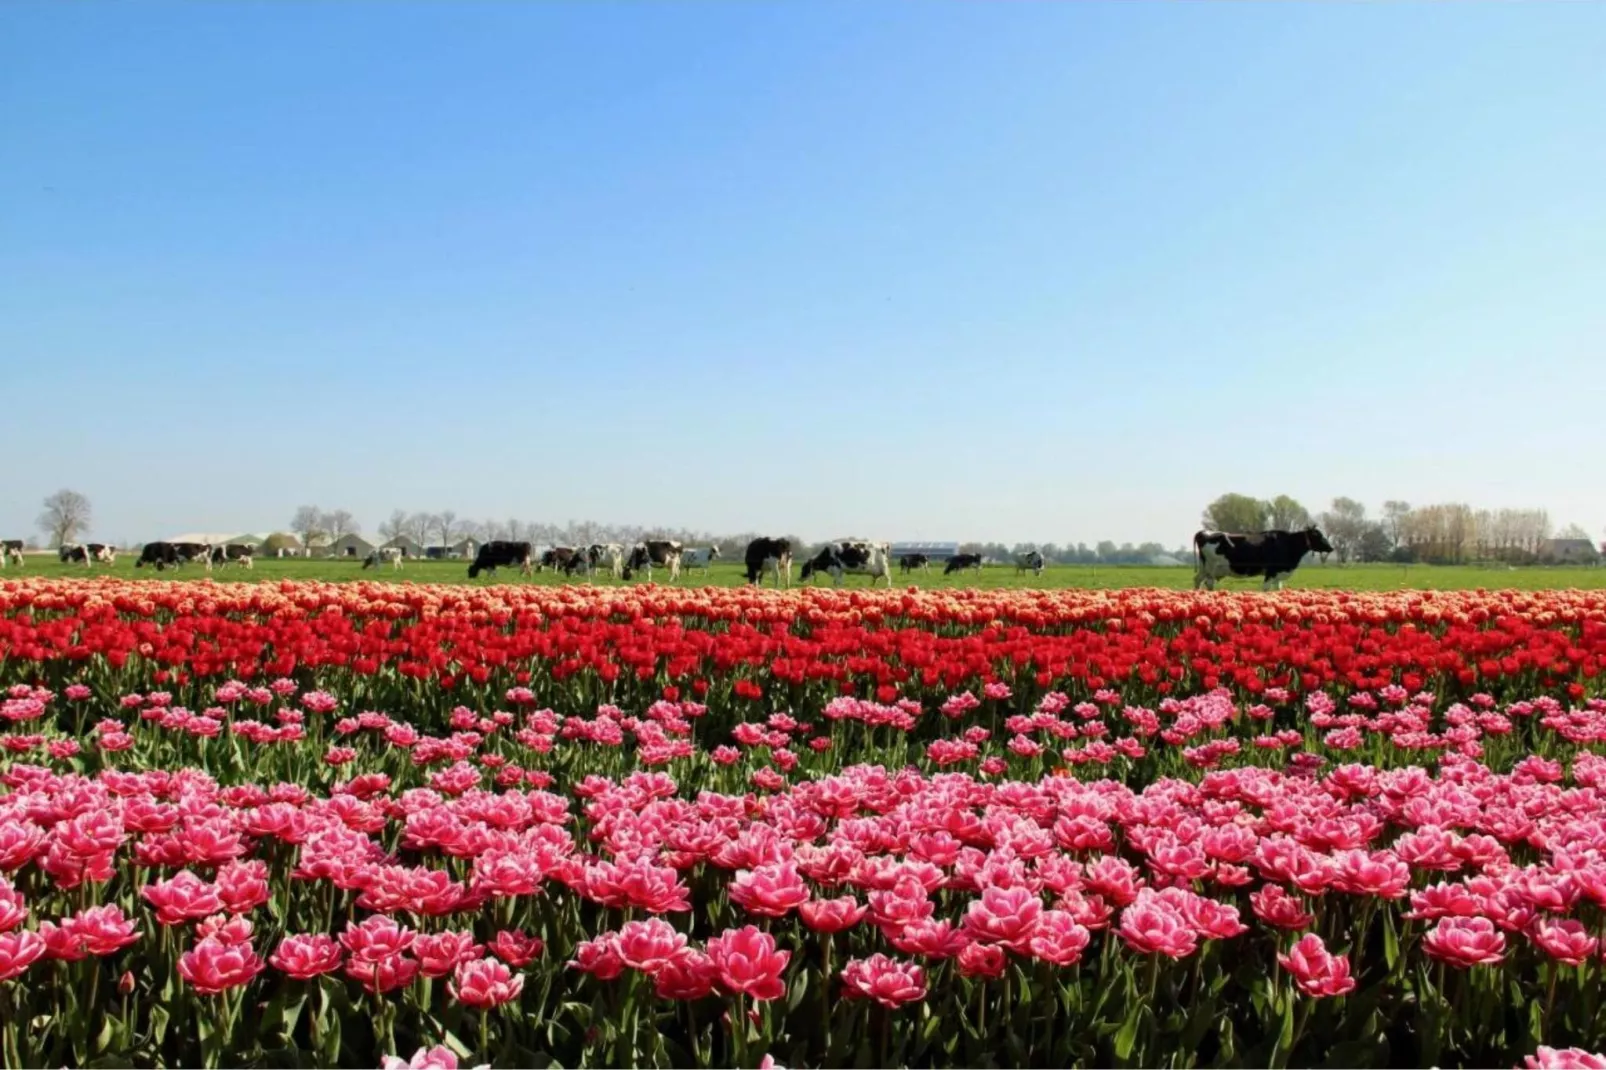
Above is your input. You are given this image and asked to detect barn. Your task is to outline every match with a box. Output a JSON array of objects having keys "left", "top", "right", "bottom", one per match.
[
  {"left": 328, "top": 533, "right": 380, "bottom": 559},
  {"left": 889, "top": 541, "right": 961, "bottom": 561},
  {"left": 381, "top": 535, "right": 425, "bottom": 559}
]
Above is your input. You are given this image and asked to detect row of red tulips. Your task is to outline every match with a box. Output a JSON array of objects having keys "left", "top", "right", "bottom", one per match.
[{"left": 4, "top": 581, "right": 1606, "bottom": 728}]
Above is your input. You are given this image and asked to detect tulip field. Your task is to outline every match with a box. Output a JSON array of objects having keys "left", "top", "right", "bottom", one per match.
[{"left": 4, "top": 578, "right": 1606, "bottom": 1069}]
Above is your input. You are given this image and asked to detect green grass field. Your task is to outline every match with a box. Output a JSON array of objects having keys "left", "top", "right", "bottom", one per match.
[{"left": 8, "top": 555, "right": 1606, "bottom": 591}]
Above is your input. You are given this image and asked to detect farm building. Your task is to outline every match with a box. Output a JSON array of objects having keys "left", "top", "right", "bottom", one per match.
[
  {"left": 424, "top": 539, "right": 479, "bottom": 560},
  {"left": 164, "top": 532, "right": 255, "bottom": 548},
  {"left": 1540, "top": 539, "right": 1600, "bottom": 565},
  {"left": 889, "top": 542, "right": 961, "bottom": 560},
  {"left": 380, "top": 535, "right": 426, "bottom": 558},
  {"left": 328, "top": 533, "right": 380, "bottom": 559}
]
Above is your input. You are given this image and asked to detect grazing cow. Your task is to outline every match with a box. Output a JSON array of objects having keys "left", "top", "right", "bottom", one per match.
[
  {"left": 1, "top": 540, "right": 22, "bottom": 568},
  {"left": 622, "top": 540, "right": 684, "bottom": 582},
  {"left": 681, "top": 546, "right": 720, "bottom": 577},
  {"left": 587, "top": 543, "right": 625, "bottom": 580},
  {"left": 944, "top": 553, "right": 984, "bottom": 576},
  {"left": 899, "top": 553, "right": 930, "bottom": 575},
  {"left": 223, "top": 544, "right": 255, "bottom": 569},
  {"left": 59, "top": 543, "right": 91, "bottom": 566},
  {"left": 170, "top": 543, "right": 212, "bottom": 570},
  {"left": 538, "top": 547, "right": 581, "bottom": 573},
  {"left": 799, "top": 541, "right": 893, "bottom": 588},
  {"left": 468, "top": 541, "right": 534, "bottom": 579},
  {"left": 1193, "top": 527, "right": 1335, "bottom": 591},
  {"left": 135, "top": 542, "right": 182, "bottom": 571},
  {"left": 560, "top": 548, "right": 595, "bottom": 579},
  {"left": 744, "top": 538, "right": 793, "bottom": 587},
  {"left": 1014, "top": 551, "right": 1045, "bottom": 576},
  {"left": 362, "top": 547, "right": 402, "bottom": 571}
]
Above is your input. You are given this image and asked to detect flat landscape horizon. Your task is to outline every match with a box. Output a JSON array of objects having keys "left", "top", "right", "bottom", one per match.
[{"left": 10, "top": 555, "right": 1606, "bottom": 591}]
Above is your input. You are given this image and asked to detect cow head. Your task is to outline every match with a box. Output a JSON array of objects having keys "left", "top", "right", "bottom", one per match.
[{"left": 1303, "top": 527, "right": 1335, "bottom": 555}]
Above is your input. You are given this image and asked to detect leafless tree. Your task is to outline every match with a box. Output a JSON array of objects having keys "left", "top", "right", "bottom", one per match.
[
  {"left": 289, "top": 505, "right": 326, "bottom": 551},
  {"left": 435, "top": 510, "right": 457, "bottom": 548},
  {"left": 325, "top": 509, "right": 358, "bottom": 542},
  {"left": 38, "top": 489, "right": 92, "bottom": 547},
  {"left": 378, "top": 510, "right": 408, "bottom": 543}
]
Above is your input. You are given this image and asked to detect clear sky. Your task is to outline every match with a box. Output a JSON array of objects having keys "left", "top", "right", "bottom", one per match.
[{"left": 3, "top": 3, "right": 1603, "bottom": 547}]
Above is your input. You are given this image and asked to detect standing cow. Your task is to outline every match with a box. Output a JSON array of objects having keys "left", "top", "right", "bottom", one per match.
[
  {"left": 1193, "top": 527, "right": 1334, "bottom": 591},
  {"left": 468, "top": 541, "right": 534, "bottom": 579},
  {"left": 1014, "top": 551, "right": 1045, "bottom": 576},
  {"left": 362, "top": 547, "right": 402, "bottom": 571},
  {"left": 944, "top": 553, "right": 984, "bottom": 576},
  {"left": 799, "top": 541, "right": 893, "bottom": 587},
  {"left": 588, "top": 543, "right": 625, "bottom": 580},
  {"left": 681, "top": 546, "right": 720, "bottom": 578},
  {"left": 744, "top": 538, "right": 793, "bottom": 588},
  {"left": 899, "top": 554, "right": 931, "bottom": 575},
  {"left": 1, "top": 540, "right": 22, "bottom": 568},
  {"left": 622, "top": 540, "right": 683, "bottom": 582}
]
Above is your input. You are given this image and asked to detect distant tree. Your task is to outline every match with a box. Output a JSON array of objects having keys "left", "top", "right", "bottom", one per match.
[
  {"left": 261, "top": 533, "right": 300, "bottom": 556},
  {"left": 289, "top": 506, "right": 326, "bottom": 551},
  {"left": 38, "top": 489, "right": 92, "bottom": 547},
  {"left": 1268, "top": 495, "right": 1312, "bottom": 531},
  {"left": 1382, "top": 501, "right": 1411, "bottom": 549},
  {"left": 435, "top": 511, "right": 458, "bottom": 548},
  {"left": 404, "top": 512, "right": 433, "bottom": 546},
  {"left": 1559, "top": 523, "right": 1590, "bottom": 541},
  {"left": 1318, "top": 497, "right": 1369, "bottom": 562},
  {"left": 1202, "top": 494, "right": 1271, "bottom": 534},
  {"left": 378, "top": 510, "right": 408, "bottom": 543},
  {"left": 325, "top": 509, "right": 358, "bottom": 542},
  {"left": 1355, "top": 523, "right": 1392, "bottom": 563}
]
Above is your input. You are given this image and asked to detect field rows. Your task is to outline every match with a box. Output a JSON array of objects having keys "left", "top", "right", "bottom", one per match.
[{"left": 2, "top": 579, "right": 1606, "bottom": 1068}]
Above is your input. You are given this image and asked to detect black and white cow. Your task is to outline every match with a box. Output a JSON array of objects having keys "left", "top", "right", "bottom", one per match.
[
  {"left": 943, "top": 553, "right": 984, "bottom": 576},
  {"left": 622, "top": 540, "right": 683, "bottom": 582},
  {"left": 799, "top": 541, "right": 893, "bottom": 587},
  {"left": 1193, "top": 527, "right": 1334, "bottom": 591},
  {"left": 223, "top": 544, "right": 255, "bottom": 569},
  {"left": 539, "top": 547, "right": 581, "bottom": 574},
  {"left": 744, "top": 538, "right": 793, "bottom": 587},
  {"left": 1014, "top": 551, "right": 1045, "bottom": 576},
  {"left": 588, "top": 543, "right": 625, "bottom": 580},
  {"left": 59, "top": 543, "right": 91, "bottom": 566},
  {"left": 172, "top": 543, "right": 213, "bottom": 570},
  {"left": 468, "top": 541, "right": 533, "bottom": 579},
  {"left": 362, "top": 547, "right": 402, "bottom": 571},
  {"left": 136, "top": 542, "right": 181, "bottom": 571},
  {"left": 899, "top": 553, "right": 930, "bottom": 575},
  {"left": 681, "top": 546, "right": 720, "bottom": 577},
  {"left": 1, "top": 540, "right": 23, "bottom": 568},
  {"left": 560, "top": 548, "right": 594, "bottom": 579}
]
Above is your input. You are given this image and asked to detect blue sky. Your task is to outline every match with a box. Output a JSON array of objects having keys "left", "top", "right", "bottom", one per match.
[{"left": 2, "top": 3, "right": 1603, "bottom": 546}]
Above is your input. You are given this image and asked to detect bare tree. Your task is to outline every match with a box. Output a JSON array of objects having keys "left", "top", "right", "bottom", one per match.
[
  {"left": 404, "top": 512, "right": 433, "bottom": 546},
  {"left": 38, "top": 489, "right": 92, "bottom": 547},
  {"left": 378, "top": 510, "right": 408, "bottom": 543},
  {"left": 289, "top": 505, "right": 326, "bottom": 551},
  {"left": 435, "top": 510, "right": 457, "bottom": 548},
  {"left": 1382, "top": 501, "right": 1411, "bottom": 549},
  {"left": 325, "top": 509, "right": 358, "bottom": 542}
]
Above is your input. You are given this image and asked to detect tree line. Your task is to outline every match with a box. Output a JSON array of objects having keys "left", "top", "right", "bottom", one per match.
[
  {"left": 1202, "top": 493, "right": 1594, "bottom": 565},
  {"left": 15, "top": 489, "right": 1600, "bottom": 569}
]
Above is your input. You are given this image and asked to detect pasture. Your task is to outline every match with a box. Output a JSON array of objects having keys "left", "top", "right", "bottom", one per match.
[{"left": 8, "top": 553, "right": 1606, "bottom": 590}]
